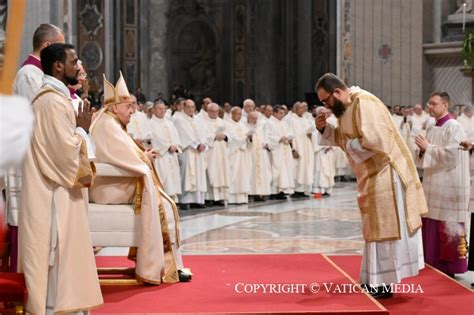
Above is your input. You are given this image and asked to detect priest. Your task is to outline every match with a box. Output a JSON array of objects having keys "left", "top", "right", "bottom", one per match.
[
  {"left": 201, "top": 103, "right": 230, "bottom": 206},
  {"left": 226, "top": 107, "right": 251, "bottom": 204},
  {"left": 149, "top": 101, "right": 183, "bottom": 201},
  {"left": 266, "top": 106, "right": 295, "bottom": 199},
  {"left": 173, "top": 99, "right": 208, "bottom": 209}
]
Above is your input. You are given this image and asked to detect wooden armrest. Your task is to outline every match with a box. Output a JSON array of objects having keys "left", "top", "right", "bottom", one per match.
[{"left": 94, "top": 163, "right": 141, "bottom": 177}]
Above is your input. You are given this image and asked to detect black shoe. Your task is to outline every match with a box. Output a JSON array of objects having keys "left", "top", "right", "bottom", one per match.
[
  {"left": 205, "top": 200, "right": 214, "bottom": 207},
  {"left": 213, "top": 200, "right": 225, "bottom": 207},
  {"left": 253, "top": 195, "right": 265, "bottom": 202},
  {"left": 180, "top": 203, "right": 190, "bottom": 210},
  {"left": 275, "top": 192, "right": 287, "bottom": 200},
  {"left": 191, "top": 203, "right": 206, "bottom": 209},
  {"left": 178, "top": 270, "right": 192, "bottom": 282},
  {"left": 322, "top": 192, "right": 330, "bottom": 197}
]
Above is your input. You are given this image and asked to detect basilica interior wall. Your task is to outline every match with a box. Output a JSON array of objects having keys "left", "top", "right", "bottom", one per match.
[{"left": 340, "top": 0, "right": 424, "bottom": 107}]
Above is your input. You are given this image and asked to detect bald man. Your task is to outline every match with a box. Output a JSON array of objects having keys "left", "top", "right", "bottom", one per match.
[{"left": 201, "top": 103, "right": 230, "bottom": 206}]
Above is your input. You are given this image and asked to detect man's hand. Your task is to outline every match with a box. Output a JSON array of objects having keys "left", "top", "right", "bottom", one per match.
[
  {"left": 169, "top": 145, "right": 178, "bottom": 153},
  {"left": 316, "top": 112, "right": 327, "bottom": 133},
  {"left": 197, "top": 144, "right": 206, "bottom": 152},
  {"left": 279, "top": 136, "right": 289, "bottom": 145},
  {"left": 460, "top": 141, "right": 473, "bottom": 151},
  {"left": 415, "top": 134, "right": 430, "bottom": 152},
  {"left": 76, "top": 98, "right": 93, "bottom": 132},
  {"left": 145, "top": 148, "right": 157, "bottom": 160},
  {"left": 215, "top": 132, "right": 226, "bottom": 141}
]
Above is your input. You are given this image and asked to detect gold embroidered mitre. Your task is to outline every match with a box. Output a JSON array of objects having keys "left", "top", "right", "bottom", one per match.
[{"left": 103, "top": 71, "right": 132, "bottom": 106}]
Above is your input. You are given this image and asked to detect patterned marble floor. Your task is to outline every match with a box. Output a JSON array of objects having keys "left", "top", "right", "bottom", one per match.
[{"left": 98, "top": 181, "right": 474, "bottom": 289}]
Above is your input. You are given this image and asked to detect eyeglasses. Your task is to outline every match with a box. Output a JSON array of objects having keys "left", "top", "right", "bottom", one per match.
[{"left": 320, "top": 91, "right": 334, "bottom": 105}]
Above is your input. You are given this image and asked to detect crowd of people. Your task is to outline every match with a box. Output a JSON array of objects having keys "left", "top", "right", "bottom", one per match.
[
  {"left": 126, "top": 95, "right": 351, "bottom": 210},
  {"left": 1, "top": 23, "right": 473, "bottom": 314}
]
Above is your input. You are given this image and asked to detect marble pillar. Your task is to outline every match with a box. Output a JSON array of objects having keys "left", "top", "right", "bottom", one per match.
[
  {"left": 433, "top": 0, "right": 442, "bottom": 43},
  {"left": 141, "top": 0, "right": 169, "bottom": 101}
]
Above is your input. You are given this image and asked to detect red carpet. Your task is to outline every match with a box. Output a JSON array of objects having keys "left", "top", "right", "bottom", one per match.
[
  {"left": 327, "top": 256, "right": 474, "bottom": 315},
  {"left": 95, "top": 254, "right": 386, "bottom": 314}
]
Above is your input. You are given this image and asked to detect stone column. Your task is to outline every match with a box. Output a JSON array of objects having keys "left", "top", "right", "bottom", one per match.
[
  {"left": 433, "top": 0, "right": 442, "bottom": 43},
  {"left": 141, "top": 0, "right": 169, "bottom": 101}
]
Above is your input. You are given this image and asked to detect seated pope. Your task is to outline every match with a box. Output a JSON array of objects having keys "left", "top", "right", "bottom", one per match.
[{"left": 88, "top": 72, "right": 191, "bottom": 283}]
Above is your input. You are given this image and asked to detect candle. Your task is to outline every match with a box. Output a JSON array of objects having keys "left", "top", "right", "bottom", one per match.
[{"left": 463, "top": 2, "right": 467, "bottom": 33}]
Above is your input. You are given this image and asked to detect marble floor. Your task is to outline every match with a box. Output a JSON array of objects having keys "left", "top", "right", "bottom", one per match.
[{"left": 98, "top": 181, "right": 474, "bottom": 290}]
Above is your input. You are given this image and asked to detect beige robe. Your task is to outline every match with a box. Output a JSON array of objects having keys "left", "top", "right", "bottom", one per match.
[
  {"left": 288, "top": 115, "right": 315, "bottom": 194},
  {"left": 266, "top": 116, "right": 295, "bottom": 194},
  {"left": 19, "top": 86, "right": 102, "bottom": 314},
  {"left": 201, "top": 116, "right": 230, "bottom": 201},
  {"left": 416, "top": 119, "right": 470, "bottom": 223},
  {"left": 321, "top": 87, "right": 428, "bottom": 241},
  {"left": 149, "top": 116, "right": 182, "bottom": 199},
  {"left": 89, "top": 110, "right": 181, "bottom": 284},
  {"left": 226, "top": 119, "right": 251, "bottom": 203}
]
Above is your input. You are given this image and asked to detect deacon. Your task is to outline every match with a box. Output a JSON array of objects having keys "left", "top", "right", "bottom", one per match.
[
  {"left": 89, "top": 72, "right": 191, "bottom": 284},
  {"left": 19, "top": 43, "right": 102, "bottom": 314},
  {"left": 415, "top": 92, "right": 470, "bottom": 277},
  {"left": 316, "top": 73, "right": 428, "bottom": 298},
  {"left": 149, "top": 101, "right": 183, "bottom": 201}
]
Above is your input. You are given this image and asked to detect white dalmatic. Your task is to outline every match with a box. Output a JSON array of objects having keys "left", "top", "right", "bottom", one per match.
[
  {"left": 173, "top": 114, "right": 208, "bottom": 204},
  {"left": 202, "top": 116, "right": 230, "bottom": 201},
  {"left": 312, "top": 130, "right": 335, "bottom": 194},
  {"left": 149, "top": 115, "right": 183, "bottom": 200},
  {"left": 287, "top": 115, "right": 314, "bottom": 194},
  {"left": 246, "top": 122, "right": 272, "bottom": 196},
  {"left": 226, "top": 119, "right": 251, "bottom": 203},
  {"left": 128, "top": 110, "right": 152, "bottom": 143},
  {"left": 265, "top": 116, "right": 295, "bottom": 194}
]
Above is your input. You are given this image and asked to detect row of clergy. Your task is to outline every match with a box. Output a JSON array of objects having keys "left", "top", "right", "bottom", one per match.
[
  {"left": 394, "top": 104, "right": 474, "bottom": 168},
  {"left": 123, "top": 97, "right": 345, "bottom": 207}
]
